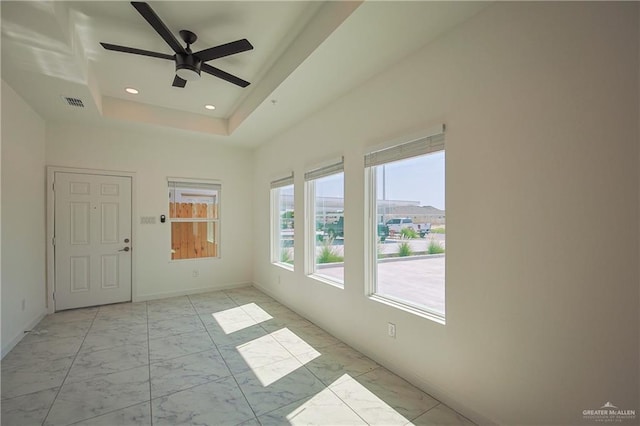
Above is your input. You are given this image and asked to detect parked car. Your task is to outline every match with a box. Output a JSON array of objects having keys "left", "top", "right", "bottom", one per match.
[
  {"left": 385, "top": 217, "right": 430, "bottom": 237},
  {"left": 319, "top": 216, "right": 389, "bottom": 242}
]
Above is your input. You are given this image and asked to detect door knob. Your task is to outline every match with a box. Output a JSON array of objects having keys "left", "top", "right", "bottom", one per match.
[{"left": 118, "top": 247, "right": 130, "bottom": 252}]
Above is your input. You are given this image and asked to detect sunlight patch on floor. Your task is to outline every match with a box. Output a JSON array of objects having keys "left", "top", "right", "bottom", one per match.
[
  {"left": 250, "top": 356, "right": 304, "bottom": 387},
  {"left": 212, "top": 303, "right": 272, "bottom": 334},
  {"left": 330, "top": 374, "right": 411, "bottom": 425},
  {"left": 269, "top": 327, "right": 318, "bottom": 356},
  {"left": 236, "top": 328, "right": 321, "bottom": 387},
  {"left": 284, "top": 386, "right": 364, "bottom": 425},
  {"left": 240, "top": 302, "right": 275, "bottom": 323}
]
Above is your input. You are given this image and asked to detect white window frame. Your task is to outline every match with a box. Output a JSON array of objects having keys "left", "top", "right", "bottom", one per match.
[
  {"left": 304, "top": 158, "right": 345, "bottom": 288},
  {"left": 168, "top": 178, "right": 221, "bottom": 261},
  {"left": 364, "top": 127, "right": 446, "bottom": 323},
  {"left": 270, "top": 174, "right": 294, "bottom": 269}
]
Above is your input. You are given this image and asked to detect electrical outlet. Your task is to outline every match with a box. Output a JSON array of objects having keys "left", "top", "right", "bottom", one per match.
[
  {"left": 388, "top": 322, "right": 396, "bottom": 338},
  {"left": 192, "top": 270, "right": 199, "bottom": 278}
]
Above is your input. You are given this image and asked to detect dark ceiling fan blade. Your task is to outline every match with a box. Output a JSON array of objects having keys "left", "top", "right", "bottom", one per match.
[
  {"left": 131, "top": 2, "right": 185, "bottom": 54},
  {"left": 100, "top": 43, "right": 174, "bottom": 60},
  {"left": 195, "top": 39, "right": 254, "bottom": 62},
  {"left": 201, "top": 63, "right": 250, "bottom": 88},
  {"left": 172, "top": 75, "right": 187, "bottom": 88}
]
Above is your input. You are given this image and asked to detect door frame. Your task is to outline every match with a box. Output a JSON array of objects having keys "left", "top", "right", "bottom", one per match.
[{"left": 46, "top": 166, "right": 137, "bottom": 313}]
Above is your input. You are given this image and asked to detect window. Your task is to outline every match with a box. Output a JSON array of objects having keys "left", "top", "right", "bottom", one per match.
[
  {"left": 271, "top": 174, "right": 294, "bottom": 267},
  {"left": 305, "top": 158, "right": 345, "bottom": 286},
  {"left": 365, "top": 131, "right": 445, "bottom": 320},
  {"left": 168, "top": 180, "right": 220, "bottom": 260}
]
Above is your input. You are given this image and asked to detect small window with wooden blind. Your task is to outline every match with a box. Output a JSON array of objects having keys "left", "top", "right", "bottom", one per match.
[{"left": 168, "top": 180, "right": 220, "bottom": 260}]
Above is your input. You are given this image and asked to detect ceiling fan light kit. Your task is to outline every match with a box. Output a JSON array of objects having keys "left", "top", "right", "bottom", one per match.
[
  {"left": 101, "top": 1, "right": 253, "bottom": 88},
  {"left": 175, "top": 54, "right": 201, "bottom": 81}
]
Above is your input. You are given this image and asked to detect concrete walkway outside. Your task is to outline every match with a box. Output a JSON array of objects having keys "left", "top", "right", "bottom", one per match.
[{"left": 318, "top": 256, "right": 445, "bottom": 316}]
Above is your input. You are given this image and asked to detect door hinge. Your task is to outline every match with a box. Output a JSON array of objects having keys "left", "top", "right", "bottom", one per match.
[
  {"left": 52, "top": 292, "right": 55, "bottom": 301},
  {"left": 52, "top": 237, "right": 55, "bottom": 246},
  {"left": 52, "top": 182, "right": 55, "bottom": 191}
]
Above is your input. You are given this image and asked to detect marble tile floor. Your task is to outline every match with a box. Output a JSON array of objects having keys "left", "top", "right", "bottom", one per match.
[{"left": 1, "top": 286, "right": 474, "bottom": 426}]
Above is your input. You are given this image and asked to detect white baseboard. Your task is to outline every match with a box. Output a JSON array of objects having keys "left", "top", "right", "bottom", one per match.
[
  {"left": 251, "top": 280, "right": 269, "bottom": 295},
  {"left": 1, "top": 311, "right": 47, "bottom": 359},
  {"left": 135, "top": 281, "right": 253, "bottom": 302}
]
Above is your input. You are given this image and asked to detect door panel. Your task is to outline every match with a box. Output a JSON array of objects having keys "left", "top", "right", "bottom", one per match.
[
  {"left": 55, "top": 172, "right": 132, "bottom": 310},
  {"left": 70, "top": 256, "right": 90, "bottom": 292},
  {"left": 101, "top": 254, "right": 119, "bottom": 288},
  {"left": 101, "top": 203, "right": 119, "bottom": 243},
  {"left": 70, "top": 202, "right": 90, "bottom": 244}
]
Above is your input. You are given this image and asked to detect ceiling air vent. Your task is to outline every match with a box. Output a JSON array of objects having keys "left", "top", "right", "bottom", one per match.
[{"left": 61, "top": 96, "right": 85, "bottom": 108}]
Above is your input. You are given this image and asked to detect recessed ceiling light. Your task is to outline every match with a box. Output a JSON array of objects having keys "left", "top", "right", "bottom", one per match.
[
  {"left": 204, "top": 104, "right": 215, "bottom": 110},
  {"left": 125, "top": 87, "right": 139, "bottom": 94}
]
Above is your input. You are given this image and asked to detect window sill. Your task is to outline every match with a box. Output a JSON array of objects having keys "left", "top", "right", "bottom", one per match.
[
  {"left": 273, "top": 262, "right": 294, "bottom": 272},
  {"left": 368, "top": 294, "right": 445, "bottom": 325},
  {"left": 309, "top": 273, "right": 344, "bottom": 289},
  {"left": 170, "top": 257, "right": 220, "bottom": 262}
]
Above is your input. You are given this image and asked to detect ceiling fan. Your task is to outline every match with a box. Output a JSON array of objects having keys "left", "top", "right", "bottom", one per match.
[{"left": 100, "top": 1, "right": 253, "bottom": 88}]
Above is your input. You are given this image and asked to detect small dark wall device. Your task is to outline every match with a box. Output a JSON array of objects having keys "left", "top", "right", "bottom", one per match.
[{"left": 160, "top": 215, "right": 166, "bottom": 223}]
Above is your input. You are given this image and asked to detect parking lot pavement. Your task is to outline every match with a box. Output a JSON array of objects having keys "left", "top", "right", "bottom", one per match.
[{"left": 316, "top": 256, "right": 445, "bottom": 316}]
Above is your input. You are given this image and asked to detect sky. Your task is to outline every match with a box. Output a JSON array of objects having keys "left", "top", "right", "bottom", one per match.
[
  {"left": 314, "top": 151, "right": 445, "bottom": 210},
  {"left": 377, "top": 151, "right": 445, "bottom": 210},
  {"left": 279, "top": 151, "right": 445, "bottom": 211}
]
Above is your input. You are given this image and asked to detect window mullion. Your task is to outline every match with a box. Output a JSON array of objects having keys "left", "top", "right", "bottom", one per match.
[{"left": 304, "top": 180, "right": 316, "bottom": 276}]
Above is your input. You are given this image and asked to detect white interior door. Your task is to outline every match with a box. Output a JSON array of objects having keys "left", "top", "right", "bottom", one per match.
[{"left": 54, "top": 172, "right": 132, "bottom": 310}]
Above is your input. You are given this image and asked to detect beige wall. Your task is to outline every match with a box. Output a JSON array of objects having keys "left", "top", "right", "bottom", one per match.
[
  {"left": 251, "top": 3, "right": 639, "bottom": 424},
  {"left": 1, "top": 80, "right": 47, "bottom": 356},
  {"left": 46, "top": 123, "right": 254, "bottom": 301}
]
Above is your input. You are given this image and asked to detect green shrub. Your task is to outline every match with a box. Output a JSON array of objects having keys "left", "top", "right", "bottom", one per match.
[
  {"left": 430, "top": 227, "right": 446, "bottom": 234},
  {"left": 428, "top": 239, "right": 445, "bottom": 254},
  {"left": 400, "top": 228, "right": 419, "bottom": 239},
  {"left": 317, "top": 239, "right": 344, "bottom": 264},
  {"left": 280, "top": 248, "right": 293, "bottom": 264},
  {"left": 398, "top": 241, "right": 413, "bottom": 257}
]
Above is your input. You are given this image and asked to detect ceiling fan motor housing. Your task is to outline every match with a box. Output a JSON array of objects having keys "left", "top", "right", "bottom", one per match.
[{"left": 175, "top": 53, "right": 202, "bottom": 80}]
